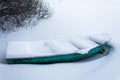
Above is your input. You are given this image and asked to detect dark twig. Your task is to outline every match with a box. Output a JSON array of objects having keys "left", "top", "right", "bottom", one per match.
[{"left": 0, "top": 0, "right": 51, "bottom": 32}]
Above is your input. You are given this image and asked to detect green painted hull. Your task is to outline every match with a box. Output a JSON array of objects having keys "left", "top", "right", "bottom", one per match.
[{"left": 7, "top": 43, "right": 109, "bottom": 64}]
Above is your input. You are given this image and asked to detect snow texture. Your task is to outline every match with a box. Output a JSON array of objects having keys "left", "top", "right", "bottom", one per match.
[{"left": 0, "top": 0, "right": 120, "bottom": 80}]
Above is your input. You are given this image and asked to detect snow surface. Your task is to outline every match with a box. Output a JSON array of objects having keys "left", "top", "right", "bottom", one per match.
[
  {"left": 6, "top": 34, "right": 110, "bottom": 58},
  {"left": 0, "top": 0, "right": 120, "bottom": 80}
]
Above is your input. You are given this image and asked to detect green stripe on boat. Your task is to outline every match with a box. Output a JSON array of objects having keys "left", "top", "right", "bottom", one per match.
[{"left": 7, "top": 43, "right": 108, "bottom": 64}]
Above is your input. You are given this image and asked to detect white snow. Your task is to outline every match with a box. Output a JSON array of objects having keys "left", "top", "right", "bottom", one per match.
[
  {"left": 0, "top": 0, "right": 120, "bottom": 80},
  {"left": 6, "top": 34, "right": 109, "bottom": 58}
]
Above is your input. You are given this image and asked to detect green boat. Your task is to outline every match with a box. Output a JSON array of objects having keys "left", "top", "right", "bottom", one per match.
[{"left": 6, "top": 34, "right": 111, "bottom": 64}]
